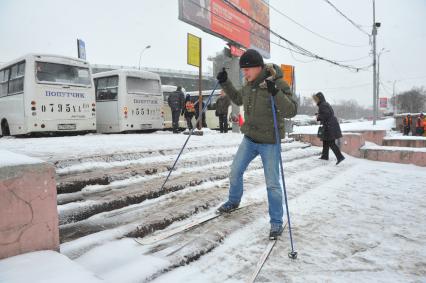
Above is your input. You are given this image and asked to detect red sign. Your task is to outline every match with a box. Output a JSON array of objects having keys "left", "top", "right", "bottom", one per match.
[
  {"left": 230, "top": 45, "right": 245, "bottom": 57},
  {"left": 379, "top": 97, "right": 388, "bottom": 108}
]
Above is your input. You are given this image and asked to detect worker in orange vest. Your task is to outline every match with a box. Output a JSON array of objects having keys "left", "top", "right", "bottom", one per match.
[
  {"left": 423, "top": 114, "right": 426, "bottom": 137},
  {"left": 415, "top": 113, "right": 424, "bottom": 136},
  {"left": 403, "top": 114, "right": 413, "bottom": 136}
]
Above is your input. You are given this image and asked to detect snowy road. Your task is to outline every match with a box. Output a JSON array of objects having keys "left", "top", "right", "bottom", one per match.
[{"left": 1, "top": 130, "right": 425, "bottom": 282}]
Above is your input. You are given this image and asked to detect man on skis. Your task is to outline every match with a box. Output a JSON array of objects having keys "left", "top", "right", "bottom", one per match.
[{"left": 216, "top": 49, "right": 298, "bottom": 239}]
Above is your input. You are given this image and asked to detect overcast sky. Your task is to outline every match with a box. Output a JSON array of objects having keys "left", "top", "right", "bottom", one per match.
[{"left": 1, "top": 0, "right": 425, "bottom": 106}]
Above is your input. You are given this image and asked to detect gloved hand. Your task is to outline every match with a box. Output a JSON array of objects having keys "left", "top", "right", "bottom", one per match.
[
  {"left": 181, "top": 110, "right": 185, "bottom": 116},
  {"left": 216, "top": 68, "right": 228, "bottom": 83},
  {"left": 266, "top": 79, "right": 279, "bottom": 96}
]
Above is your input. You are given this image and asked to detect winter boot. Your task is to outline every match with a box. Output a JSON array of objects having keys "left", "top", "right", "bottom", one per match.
[
  {"left": 269, "top": 223, "right": 284, "bottom": 240},
  {"left": 216, "top": 201, "right": 239, "bottom": 214},
  {"left": 336, "top": 156, "right": 345, "bottom": 165}
]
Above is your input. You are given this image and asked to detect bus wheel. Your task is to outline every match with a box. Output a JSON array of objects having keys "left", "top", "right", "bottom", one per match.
[{"left": 1, "top": 119, "right": 10, "bottom": 136}]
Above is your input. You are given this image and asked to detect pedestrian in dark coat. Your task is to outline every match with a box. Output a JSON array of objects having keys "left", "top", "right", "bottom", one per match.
[
  {"left": 167, "top": 86, "right": 185, "bottom": 133},
  {"left": 313, "top": 92, "right": 345, "bottom": 165},
  {"left": 216, "top": 90, "right": 231, "bottom": 133},
  {"left": 183, "top": 94, "right": 195, "bottom": 130}
]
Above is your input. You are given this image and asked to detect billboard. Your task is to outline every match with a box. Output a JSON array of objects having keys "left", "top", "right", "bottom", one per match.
[
  {"left": 178, "top": 0, "right": 270, "bottom": 58},
  {"left": 280, "top": 64, "right": 295, "bottom": 93}
]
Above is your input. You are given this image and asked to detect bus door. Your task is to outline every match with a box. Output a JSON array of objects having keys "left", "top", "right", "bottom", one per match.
[{"left": 94, "top": 75, "right": 119, "bottom": 132}]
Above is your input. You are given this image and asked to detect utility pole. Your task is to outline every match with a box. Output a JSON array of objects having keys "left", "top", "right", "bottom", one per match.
[{"left": 372, "top": 0, "right": 378, "bottom": 125}]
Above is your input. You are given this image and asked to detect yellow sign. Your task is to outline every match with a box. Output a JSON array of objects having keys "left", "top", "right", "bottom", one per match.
[
  {"left": 187, "top": 33, "right": 201, "bottom": 67},
  {"left": 280, "top": 64, "right": 294, "bottom": 88}
]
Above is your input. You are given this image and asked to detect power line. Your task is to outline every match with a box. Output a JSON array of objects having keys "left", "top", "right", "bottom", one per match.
[
  {"left": 218, "top": 0, "right": 371, "bottom": 71},
  {"left": 321, "top": 0, "right": 371, "bottom": 37},
  {"left": 262, "top": 0, "right": 369, "bottom": 48}
]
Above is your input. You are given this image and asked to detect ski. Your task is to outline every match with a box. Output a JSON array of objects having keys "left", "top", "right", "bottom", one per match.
[
  {"left": 246, "top": 222, "right": 288, "bottom": 283},
  {"left": 134, "top": 202, "right": 256, "bottom": 245}
]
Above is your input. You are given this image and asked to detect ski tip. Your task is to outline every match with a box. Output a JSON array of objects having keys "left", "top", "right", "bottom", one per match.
[{"left": 288, "top": 251, "right": 298, "bottom": 260}]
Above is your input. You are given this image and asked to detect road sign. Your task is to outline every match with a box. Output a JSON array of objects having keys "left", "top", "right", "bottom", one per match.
[
  {"left": 187, "top": 33, "right": 201, "bottom": 67},
  {"left": 77, "top": 39, "right": 86, "bottom": 60}
]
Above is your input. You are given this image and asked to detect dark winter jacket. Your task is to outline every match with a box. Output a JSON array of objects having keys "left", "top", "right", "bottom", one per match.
[
  {"left": 316, "top": 93, "right": 342, "bottom": 141},
  {"left": 167, "top": 90, "right": 185, "bottom": 112},
  {"left": 221, "top": 64, "right": 298, "bottom": 144},
  {"left": 216, "top": 95, "right": 231, "bottom": 115}
]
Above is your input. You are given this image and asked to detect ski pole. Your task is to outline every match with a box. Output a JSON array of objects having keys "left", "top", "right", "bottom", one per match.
[
  {"left": 270, "top": 95, "right": 298, "bottom": 260},
  {"left": 159, "top": 81, "right": 220, "bottom": 191}
]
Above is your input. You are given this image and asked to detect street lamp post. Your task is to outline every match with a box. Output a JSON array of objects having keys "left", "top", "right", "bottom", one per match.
[
  {"left": 371, "top": 0, "right": 381, "bottom": 125},
  {"left": 138, "top": 45, "right": 151, "bottom": 70}
]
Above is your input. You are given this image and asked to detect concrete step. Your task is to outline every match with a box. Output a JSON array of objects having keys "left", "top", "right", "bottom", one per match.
[
  {"left": 360, "top": 143, "right": 426, "bottom": 167},
  {"left": 382, "top": 136, "right": 426, "bottom": 148}
]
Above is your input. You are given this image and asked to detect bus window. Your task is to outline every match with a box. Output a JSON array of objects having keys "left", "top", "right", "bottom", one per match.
[
  {"left": 0, "top": 69, "right": 9, "bottom": 97},
  {"left": 36, "top": 62, "right": 91, "bottom": 86},
  {"left": 127, "top": 77, "right": 161, "bottom": 95},
  {"left": 8, "top": 62, "right": 25, "bottom": 95},
  {"left": 95, "top": 76, "right": 118, "bottom": 101}
]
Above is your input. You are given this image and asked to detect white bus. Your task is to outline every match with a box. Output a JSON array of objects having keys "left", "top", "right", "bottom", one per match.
[
  {"left": 93, "top": 69, "right": 163, "bottom": 133},
  {"left": 161, "top": 85, "right": 186, "bottom": 129},
  {"left": 0, "top": 54, "right": 96, "bottom": 136}
]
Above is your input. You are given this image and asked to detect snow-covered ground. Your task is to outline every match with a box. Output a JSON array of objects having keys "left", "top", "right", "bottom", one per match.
[
  {"left": 0, "top": 129, "right": 245, "bottom": 162},
  {"left": 293, "top": 118, "right": 396, "bottom": 135},
  {"left": 1, "top": 122, "right": 425, "bottom": 283}
]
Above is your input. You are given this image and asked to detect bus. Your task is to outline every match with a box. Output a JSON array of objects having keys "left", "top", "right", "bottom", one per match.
[
  {"left": 0, "top": 54, "right": 96, "bottom": 136},
  {"left": 161, "top": 85, "right": 187, "bottom": 129},
  {"left": 93, "top": 69, "right": 163, "bottom": 133}
]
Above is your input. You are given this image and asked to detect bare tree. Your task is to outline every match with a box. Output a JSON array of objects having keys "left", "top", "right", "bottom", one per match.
[{"left": 390, "top": 87, "right": 426, "bottom": 113}]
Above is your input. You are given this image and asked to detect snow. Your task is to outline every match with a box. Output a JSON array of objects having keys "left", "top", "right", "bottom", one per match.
[
  {"left": 292, "top": 115, "right": 317, "bottom": 126},
  {"left": 293, "top": 118, "right": 396, "bottom": 135},
  {"left": 0, "top": 131, "right": 244, "bottom": 162},
  {"left": 384, "top": 135, "right": 426, "bottom": 141},
  {"left": 0, "top": 251, "right": 104, "bottom": 283},
  {"left": 0, "top": 150, "right": 44, "bottom": 168},
  {"left": 1, "top": 118, "right": 425, "bottom": 282},
  {"left": 362, "top": 141, "right": 426, "bottom": 152},
  {"left": 149, "top": 157, "right": 426, "bottom": 283}
]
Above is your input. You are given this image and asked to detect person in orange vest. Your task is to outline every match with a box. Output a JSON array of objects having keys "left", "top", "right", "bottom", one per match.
[
  {"left": 403, "top": 114, "right": 413, "bottom": 136},
  {"left": 415, "top": 113, "right": 424, "bottom": 136},
  {"left": 423, "top": 114, "right": 426, "bottom": 137},
  {"left": 183, "top": 94, "right": 196, "bottom": 130}
]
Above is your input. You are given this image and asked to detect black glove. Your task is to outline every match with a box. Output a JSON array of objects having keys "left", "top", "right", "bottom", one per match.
[
  {"left": 266, "top": 79, "right": 279, "bottom": 96},
  {"left": 181, "top": 110, "right": 185, "bottom": 116},
  {"left": 216, "top": 69, "right": 228, "bottom": 83}
]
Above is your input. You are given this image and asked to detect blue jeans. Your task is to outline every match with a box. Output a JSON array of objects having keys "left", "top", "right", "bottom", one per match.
[{"left": 228, "top": 136, "right": 283, "bottom": 225}]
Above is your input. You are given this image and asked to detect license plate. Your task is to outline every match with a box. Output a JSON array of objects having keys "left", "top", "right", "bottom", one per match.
[
  {"left": 58, "top": 124, "right": 76, "bottom": 130},
  {"left": 140, "top": 124, "right": 152, "bottom": 129}
]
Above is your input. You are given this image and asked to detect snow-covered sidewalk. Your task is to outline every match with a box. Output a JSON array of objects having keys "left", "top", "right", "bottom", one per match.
[{"left": 152, "top": 157, "right": 426, "bottom": 283}]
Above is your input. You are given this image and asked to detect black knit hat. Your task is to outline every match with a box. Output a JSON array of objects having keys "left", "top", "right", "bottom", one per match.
[{"left": 239, "top": 49, "right": 264, "bottom": 68}]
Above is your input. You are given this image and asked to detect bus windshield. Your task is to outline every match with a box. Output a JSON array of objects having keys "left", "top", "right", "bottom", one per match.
[
  {"left": 36, "top": 62, "right": 91, "bottom": 86},
  {"left": 127, "top": 77, "right": 161, "bottom": 95}
]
